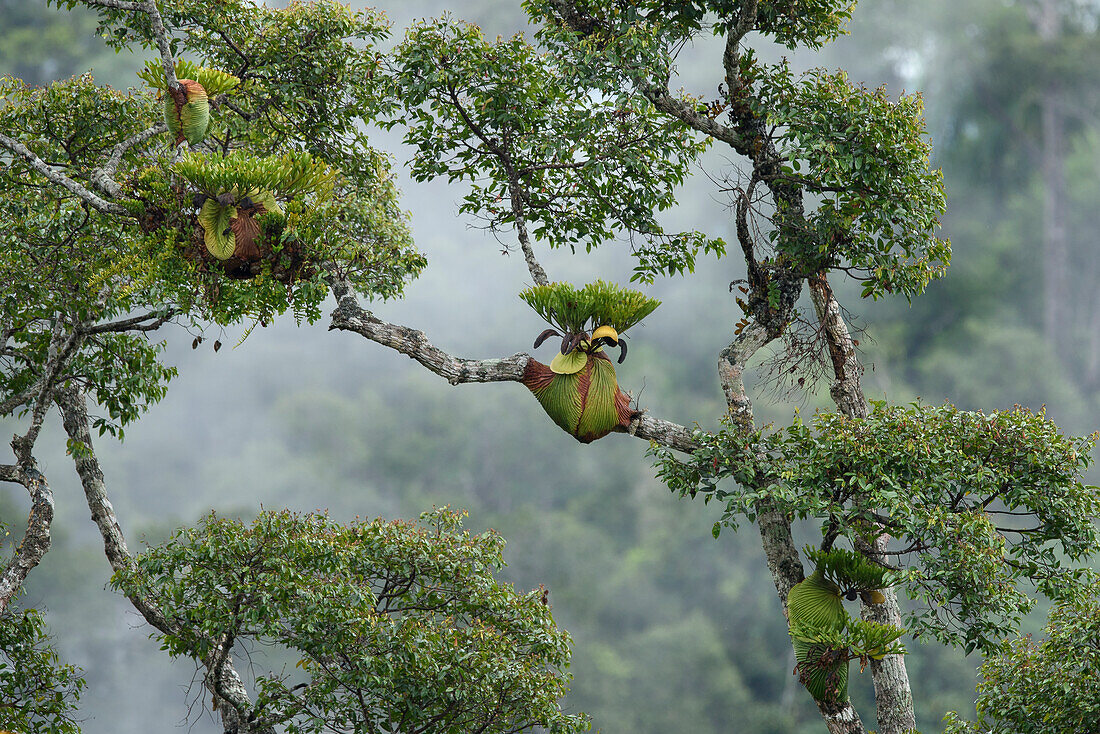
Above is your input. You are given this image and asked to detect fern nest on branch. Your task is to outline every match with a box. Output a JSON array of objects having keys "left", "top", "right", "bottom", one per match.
[
  {"left": 166, "top": 151, "right": 337, "bottom": 282},
  {"left": 519, "top": 281, "right": 658, "bottom": 443},
  {"left": 787, "top": 547, "right": 905, "bottom": 706}
]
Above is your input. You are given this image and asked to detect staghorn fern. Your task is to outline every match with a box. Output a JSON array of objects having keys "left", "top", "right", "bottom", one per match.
[
  {"left": 174, "top": 151, "right": 338, "bottom": 201},
  {"left": 138, "top": 59, "right": 240, "bottom": 96},
  {"left": 197, "top": 191, "right": 283, "bottom": 261},
  {"left": 787, "top": 546, "right": 906, "bottom": 705},
  {"left": 805, "top": 547, "right": 899, "bottom": 596},
  {"left": 520, "top": 280, "right": 659, "bottom": 334}
]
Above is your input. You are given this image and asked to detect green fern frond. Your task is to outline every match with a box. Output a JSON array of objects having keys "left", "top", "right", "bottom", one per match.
[
  {"left": 138, "top": 59, "right": 240, "bottom": 96},
  {"left": 519, "top": 280, "right": 659, "bottom": 334},
  {"left": 174, "top": 151, "right": 338, "bottom": 201},
  {"left": 805, "top": 546, "right": 898, "bottom": 593}
]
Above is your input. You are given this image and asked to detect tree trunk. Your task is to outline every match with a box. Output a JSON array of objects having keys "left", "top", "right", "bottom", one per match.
[
  {"left": 1035, "top": 0, "right": 1070, "bottom": 357},
  {"left": 718, "top": 318, "right": 867, "bottom": 733},
  {"left": 809, "top": 276, "right": 916, "bottom": 734}
]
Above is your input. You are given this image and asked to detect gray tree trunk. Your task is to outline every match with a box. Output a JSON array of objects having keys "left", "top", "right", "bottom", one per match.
[{"left": 1034, "top": 0, "right": 1070, "bottom": 356}]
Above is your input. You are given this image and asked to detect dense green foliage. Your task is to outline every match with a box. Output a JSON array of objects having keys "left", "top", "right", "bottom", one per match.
[
  {"left": 3, "top": 0, "right": 1100, "bottom": 732},
  {"left": 655, "top": 402, "right": 1099, "bottom": 653},
  {"left": 113, "top": 509, "right": 587, "bottom": 734},
  {"left": 392, "top": 15, "right": 722, "bottom": 281},
  {"left": 944, "top": 581, "right": 1100, "bottom": 733},
  {"left": 0, "top": 607, "right": 85, "bottom": 734}
]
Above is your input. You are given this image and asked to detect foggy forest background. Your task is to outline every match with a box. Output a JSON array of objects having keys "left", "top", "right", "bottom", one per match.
[{"left": 2, "top": 0, "right": 1099, "bottom": 732}]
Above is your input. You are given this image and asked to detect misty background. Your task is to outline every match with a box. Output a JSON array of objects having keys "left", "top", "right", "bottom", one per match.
[{"left": 2, "top": 0, "right": 1099, "bottom": 731}]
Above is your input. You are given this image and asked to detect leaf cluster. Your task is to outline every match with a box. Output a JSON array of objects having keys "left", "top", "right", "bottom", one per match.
[
  {"left": 653, "top": 402, "right": 1100, "bottom": 653},
  {"left": 754, "top": 63, "right": 951, "bottom": 299},
  {"left": 520, "top": 280, "right": 660, "bottom": 334},
  {"left": 944, "top": 579, "right": 1100, "bottom": 734},
  {"left": 113, "top": 508, "right": 589, "bottom": 734},
  {"left": 136, "top": 57, "right": 239, "bottom": 96},
  {"left": 0, "top": 608, "right": 86, "bottom": 734},
  {"left": 391, "top": 16, "right": 721, "bottom": 282},
  {"left": 805, "top": 546, "right": 898, "bottom": 595},
  {"left": 173, "top": 150, "right": 337, "bottom": 201}
]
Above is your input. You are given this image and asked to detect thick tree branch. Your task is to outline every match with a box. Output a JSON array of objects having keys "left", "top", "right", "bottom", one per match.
[
  {"left": 91, "top": 122, "right": 167, "bottom": 198},
  {"left": 808, "top": 274, "right": 867, "bottom": 420},
  {"left": 723, "top": 0, "right": 760, "bottom": 94},
  {"left": 0, "top": 457, "right": 53, "bottom": 614},
  {"left": 641, "top": 81, "right": 743, "bottom": 148},
  {"left": 615, "top": 414, "right": 698, "bottom": 454},
  {"left": 0, "top": 132, "right": 132, "bottom": 216},
  {"left": 718, "top": 322, "right": 771, "bottom": 431},
  {"left": 141, "top": 0, "right": 179, "bottom": 91},
  {"left": 81, "top": 309, "right": 179, "bottom": 335},
  {"left": 81, "top": 0, "right": 144, "bottom": 10},
  {"left": 327, "top": 273, "right": 699, "bottom": 453},
  {"left": 328, "top": 296, "right": 529, "bottom": 385}
]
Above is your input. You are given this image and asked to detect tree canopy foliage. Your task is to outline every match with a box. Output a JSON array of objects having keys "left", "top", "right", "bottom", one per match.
[{"left": 1, "top": 0, "right": 1098, "bottom": 733}]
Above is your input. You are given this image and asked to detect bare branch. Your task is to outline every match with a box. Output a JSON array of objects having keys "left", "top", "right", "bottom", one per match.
[
  {"left": 0, "top": 388, "right": 36, "bottom": 421},
  {"left": 141, "top": 0, "right": 179, "bottom": 90},
  {"left": 809, "top": 273, "right": 868, "bottom": 420},
  {"left": 507, "top": 175, "right": 550, "bottom": 286},
  {"left": 723, "top": 0, "right": 760, "bottom": 94},
  {"left": 81, "top": 0, "right": 144, "bottom": 10},
  {"left": 718, "top": 322, "right": 771, "bottom": 431},
  {"left": 0, "top": 459, "right": 53, "bottom": 613},
  {"left": 55, "top": 386, "right": 135, "bottom": 577},
  {"left": 328, "top": 288, "right": 529, "bottom": 385},
  {"left": 91, "top": 122, "right": 167, "bottom": 197},
  {"left": 617, "top": 414, "right": 698, "bottom": 454},
  {"left": 0, "top": 132, "right": 132, "bottom": 216},
  {"left": 641, "top": 81, "right": 743, "bottom": 148},
  {"left": 81, "top": 309, "right": 179, "bottom": 335}
]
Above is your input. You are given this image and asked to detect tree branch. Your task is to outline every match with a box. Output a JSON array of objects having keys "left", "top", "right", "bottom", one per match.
[
  {"left": 80, "top": 309, "right": 179, "bottom": 335},
  {"left": 91, "top": 122, "right": 167, "bottom": 198},
  {"left": 55, "top": 385, "right": 268, "bottom": 732},
  {"left": 723, "top": 0, "right": 760, "bottom": 95},
  {"left": 327, "top": 272, "right": 698, "bottom": 453},
  {"left": 641, "top": 80, "right": 743, "bottom": 149},
  {"left": 0, "top": 457, "right": 53, "bottom": 614},
  {"left": 81, "top": 0, "right": 145, "bottom": 10},
  {"left": 809, "top": 273, "right": 867, "bottom": 420},
  {"left": 809, "top": 273, "right": 914, "bottom": 734},
  {"left": 0, "top": 133, "right": 132, "bottom": 216},
  {"left": 506, "top": 174, "right": 550, "bottom": 286},
  {"left": 141, "top": 0, "right": 179, "bottom": 91}
]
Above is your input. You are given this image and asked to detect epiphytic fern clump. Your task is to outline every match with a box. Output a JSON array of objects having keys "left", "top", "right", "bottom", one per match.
[
  {"left": 172, "top": 150, "right": 336, "bottom": 281},
  {"left": 787, "top": 547, "right": 905, "bottom": 705},
  {"left": 138, "top": 59, "right": 239, "bottom": 147},
  {"left": 520, "top": 281, "right": 658, "bottom": 442}
]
